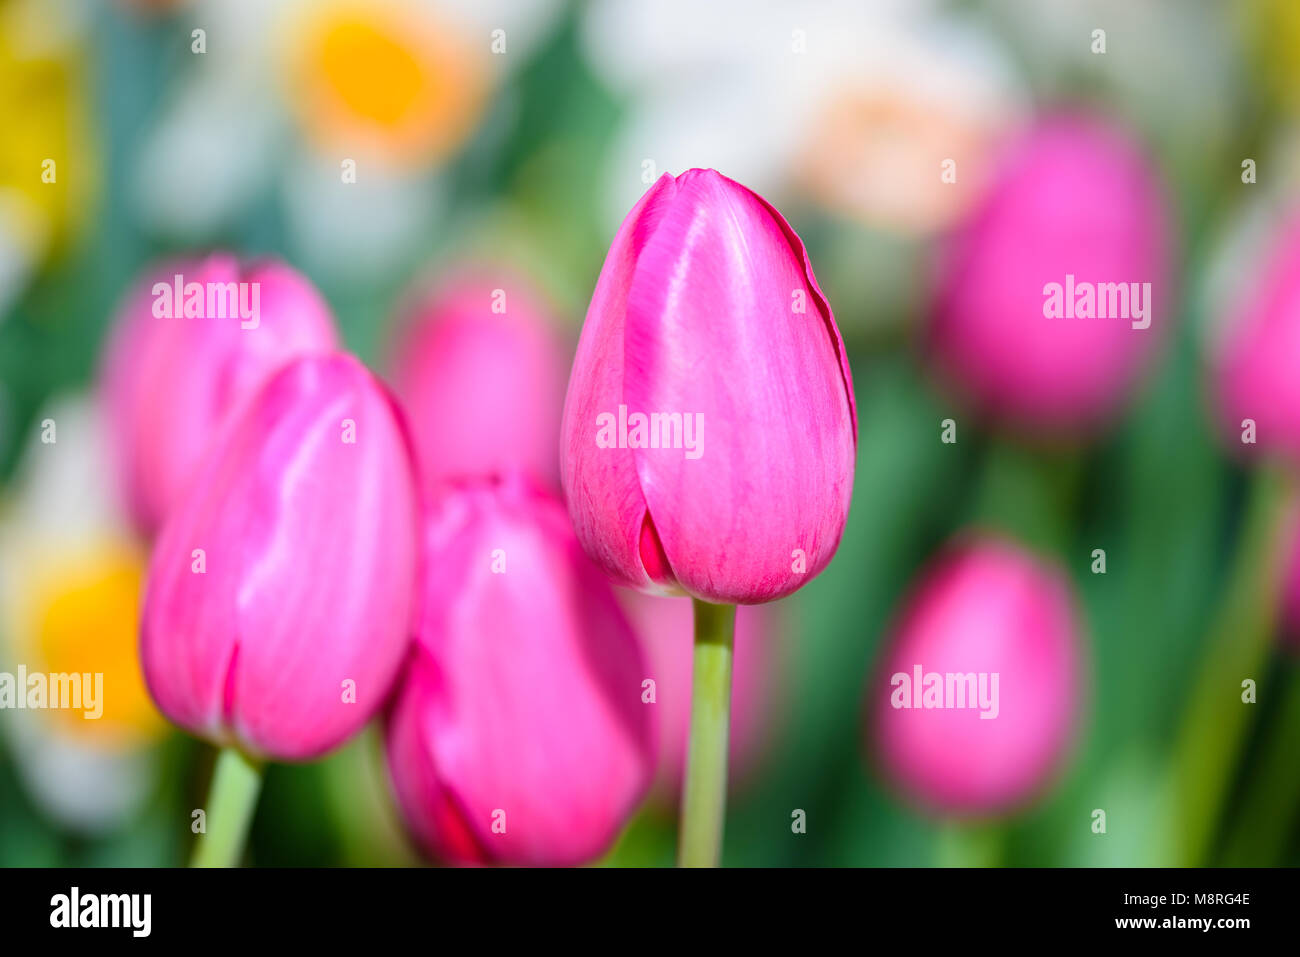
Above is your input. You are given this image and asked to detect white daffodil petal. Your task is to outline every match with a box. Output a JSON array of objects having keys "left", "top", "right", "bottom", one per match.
[
  {"left": 601, "top": 70, "right": 797, "bottom": 232},
  {"left": 133, "top": 76, "right": 284, "bottom": 241},
  {"left": 282, "top": 149, "right": 444, "bottom": 281},
  {"left": 5, "top": 709, "right": 155, "bottom": 834},
  {"left": 2, "top": 394, "right": 124, "bottom": 544},
  {"left": 434, "top": 0, "right": 565, "bottom": 66}
]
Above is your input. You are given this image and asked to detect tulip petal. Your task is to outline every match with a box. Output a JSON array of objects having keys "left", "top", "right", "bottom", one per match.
[
  {"left": 141, "top": 354, "right": 419, "bottom": 760},
  {"left": 385, "top": 656, "right": 489, "bottom": 865},
  {"left": 927, "top": 115, "right": 1171, "bottom": 434},
  {"left": 394, "top": 476, "right": 655, "bottom": 865},
  {"left": 871, "top": 537, "right": 1083, "bottom": 815},
  {"left": 622, "top": 169, "right": 856, "bottom": 603},
  {"left": 561, "top": 173, "right": 680, "bottom": 591},
  {"left": 101, "top": 254, "right": 339, "bottom": 538},
  {"left": 389, "top": 269, "right": 568, "bottom": 491}
]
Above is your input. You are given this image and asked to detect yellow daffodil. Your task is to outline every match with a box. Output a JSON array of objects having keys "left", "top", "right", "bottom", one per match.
[
  {"left": 0, "top": 0, "right": 96, "bottom": 309},
  {"left": 282, "top": 0, "right": 487, "bottom": 169}
]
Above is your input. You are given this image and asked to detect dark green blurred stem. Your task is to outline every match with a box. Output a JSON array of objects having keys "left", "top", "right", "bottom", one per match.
[
  {"left": 1219, "top": 664, "right": 1300, "bottom": 866},
  {"left": 935, "top": 821, "right": 1003, "bottom": 867},
  {"left": 323, "top": 729, "right": 419, "bottom": 867},
  {"left": 954, "top": 436, "right": 1082, "bottom": 862},
  {"left": 971, "top": 437, "right": 1083, "bottom": 557},
  {"left": 191, "top": 748, "right": 263, "bottom": 868},
  {"left": 678, "top": 600, "right": 736, "bottom": 868},
  {"left": 1172, "top": 468, "right": 1291, "bottom": 866}
]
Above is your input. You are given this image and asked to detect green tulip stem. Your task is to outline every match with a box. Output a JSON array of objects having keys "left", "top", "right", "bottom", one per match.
[
  {"left": 1220, "top": 665, "right": 1300, "bottom": 865},
  {"left": 1172, "top": 467, "right": 1290, "bottom": 866},
  {"left": 935, "top": 821, "right": 1004, "bottom": 868},
  {"left": 678, "top": 599, "right": 737, "bottom": 867},
  {"left": 971, "top": 436, "right": 1083, "bottom": 557},
  {"left": 191, "top": 747, "right": 264, "bottom": 868}
]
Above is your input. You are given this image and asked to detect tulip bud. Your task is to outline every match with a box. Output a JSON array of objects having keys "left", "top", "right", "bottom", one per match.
[
  {"left": 384, "top": 473, "right": 655, "bottom": 866},
  {"left": 619, "top": 591, "right": 781, "bottom": 801},
  {"left": 561, "top": 168, "right": 857, "bottom": 605},
  {"left": 927, "top": 114, "right": 1172, "bottom": 435},
  {"left": 1211, "top": 214, "right": 1300, "bottom": 463},
  {"left": 100, "top": 254, "right": 339, "bottom": 538},
  {"left": 140, "top": 353, "right": 420, "bottom": 761},
  {"left": 870, "top": 536, "right": 1083, "bottom": 815},
  {"left": 388, "top": 268, "right": 568, "bottom": 491}
]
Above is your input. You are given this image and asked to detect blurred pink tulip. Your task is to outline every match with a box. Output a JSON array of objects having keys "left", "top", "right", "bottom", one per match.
[
  {"left": 1212, "top": 214, "right": 1300, "bottom": 463},
  {"left": 619, "top": 591, "right": 781, "bottom": 801},
  {"left": 927, "top": 114, "right": 1172, "bottom": 435},
  {"left": 101, "top": 253, "right": 339, "bottom": 538},
  {"left": 140, "top": 353, "right": 420, "bottom": 761},
  {"left": 561, "top": 168, "right": 857, "bottom": 605},
  {"left": 385, "top": 473, "right": 655, "bottom": 866},
  {"left": 870, "top": 536, "right": 1083, "bottom": 816},
  {"left": 388, "top": 268, "right": 569, "bottom": 492}
]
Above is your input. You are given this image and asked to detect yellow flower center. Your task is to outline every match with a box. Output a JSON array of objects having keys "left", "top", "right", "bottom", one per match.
[
  {"left": 319, "top": 19, "right": 424, "bottom": 126},
  {"left": 17, "top": 540, "right": 163, "bottom": 746},
  {"left": 285, "top": 0, "right": 486, "bottom": 167}
]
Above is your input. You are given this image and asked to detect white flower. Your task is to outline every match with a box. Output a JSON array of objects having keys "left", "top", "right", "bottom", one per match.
[
  {"left": 131, "top": 0, "right": 563, "bottom": 277},
  {"left": 582, "top": 0, "right": 1025, "bottom": 237},
  {"left": 0, "top": 394, "right": 162, "bottom": 834}
]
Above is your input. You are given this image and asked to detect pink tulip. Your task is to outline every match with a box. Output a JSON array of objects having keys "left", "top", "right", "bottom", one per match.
[
  {"left": 1212, "top": 214, "right": 1300, "bottom": 463},
  {"left": 100, "top": 254, "right": 339, "bottom": 538},
  {"left": 561, "top": 168, "right": 857, "bottom": 605},
  {"left": 388, "top": 268, "right": 569, "bottom": 492},
  {"left": 384, "top": 472, "right": 655, "bottom": 866},
  {"left": 618, "top": 591, "right": 782, "bottom": 801},
  {"left": 870, "top": 536, "right": 1083, "bottom": 815},
  {"left": 927, "top": 114, "right": 1172, "bottom": 435},
  {"left": 140, "top": 353, "right": 420, "bottom": 761}
]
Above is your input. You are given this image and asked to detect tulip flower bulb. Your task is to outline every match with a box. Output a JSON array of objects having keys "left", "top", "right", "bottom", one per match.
[
  {"left": 388, "top": 268, "right": 568, "bottom": 492},
  {"left": 870, "top": 536, "right": 1084, "bottom": 816},
  {"left": 101, "top": 254, "right": 340, "bottom": 538},
  {"left": 561, "top": 168, "right": 857, "bottom": 605},
  {"left": 140, "top": 353, "right": 420, "bottom": 761},
  {"left": 927, "top": 114, "right": 1172, "bottom": 435},
  {"left": 385, "top": 473, "right": 655, "bottom": 866}
]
